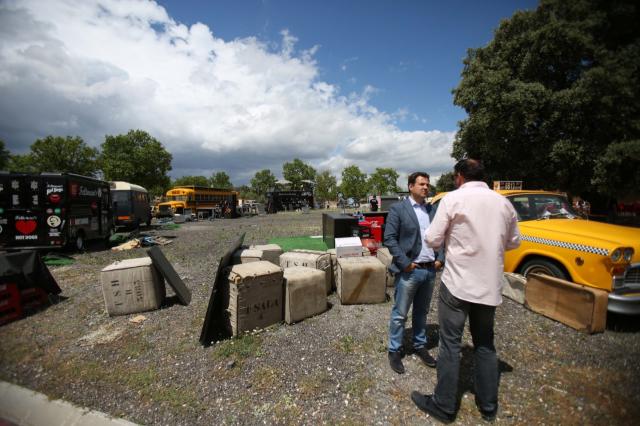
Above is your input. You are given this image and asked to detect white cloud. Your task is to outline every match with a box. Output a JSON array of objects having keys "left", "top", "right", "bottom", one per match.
[{"left": 0, "top": 0, "right": 455, "bottom": 183}]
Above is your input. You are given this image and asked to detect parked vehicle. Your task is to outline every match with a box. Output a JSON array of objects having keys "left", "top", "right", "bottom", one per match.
[
  {"left": 156, "top": 186, "right": 238, "bottom": 218},
  {"left": 110, "top": 181, "right": 152, "bottom": 229},
  {"left": 430, "top": 189, "right": 640, "bottom": 315},
  {"left": 0, "top": 172, "right": 113, "bottom": 250}
]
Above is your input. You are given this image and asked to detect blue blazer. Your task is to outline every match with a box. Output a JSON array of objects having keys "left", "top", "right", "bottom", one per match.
[{"left": 383, "top": 198, "right": 444, "bottom": 274}]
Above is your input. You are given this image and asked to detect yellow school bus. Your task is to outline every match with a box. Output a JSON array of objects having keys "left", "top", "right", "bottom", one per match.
[{"left": 156, "top": 186, "right": 238, "bottom": 219}]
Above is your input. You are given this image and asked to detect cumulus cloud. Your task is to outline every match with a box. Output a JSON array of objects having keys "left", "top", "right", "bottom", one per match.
[{"left": 0, "top": 0, "right": 455, "bottom": 183}]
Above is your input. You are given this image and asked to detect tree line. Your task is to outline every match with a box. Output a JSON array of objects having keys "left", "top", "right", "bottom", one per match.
[{"left": 0, "top": 135, "right": 402, "bottom": 202}]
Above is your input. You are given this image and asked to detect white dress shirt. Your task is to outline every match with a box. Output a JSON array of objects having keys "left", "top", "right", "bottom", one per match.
[
  {"left": 425, "top": 181, "right": 520, "bottom": 306},
  {"left": 409, "top": 196, "right": 436, "bottom": 263}
]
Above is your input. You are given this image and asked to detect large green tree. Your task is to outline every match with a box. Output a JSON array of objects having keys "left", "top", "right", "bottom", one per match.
[
  {"left": 209, "top": 171, "right": 233, "bottom": 189},
  {"left": 7, "top": 154, "right": 36, "bottom": 173},
  {"left": 367, "top": 167, "right": 400, "bottom": 195},
  {"left": 340, "top": 165, "right": 368, "bottom": 200},
  {"left": 100, "top": 130, "right": 172, "bottom": 194},
  {"left": 28, "top": 136, "right": 99, "bottom": 176},
  {"left": 453, "top": 0, "right": 640, "bottom": 199},
  {"left": 250, "top": 169, "right": 277, "bottom": 200},
  {"left": 315, "top": 170, "right": 337, "bottom": 203},
  {"left": 173, "top": 175, "right": 209, "bottom": 187},
  {"left": 0, "top": 140, "right": 9, "bottom": 170},
  {"left": 435, "top": 172, "right": 456, "bottom": 193},
  {"left": 282, "top": 158, "right": 316, "bottom": 189}
]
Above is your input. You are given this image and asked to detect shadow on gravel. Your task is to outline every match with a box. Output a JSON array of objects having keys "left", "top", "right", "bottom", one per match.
[
  {"left": 455, "top": 345, "right": 514, "bottom": 407},
  {"left": 606, "top": 313, "right": 640, "bottom": 332},
  {"left": 402, "top": 324, "right": 440, "bottom": 352}
]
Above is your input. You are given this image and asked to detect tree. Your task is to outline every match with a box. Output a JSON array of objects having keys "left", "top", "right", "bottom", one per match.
[
  {"left": 28, "top": 136, "right": 99, "bottom": 176},
  {"left": 452, "top": 0, "right": 640, "bottom": 199},
  {"left": 0, "top": 140, "right": 9, "bottom": 170},
  {"left": 435, "top": 172, "right": 456, "bottom": 193},
  {"left": 283, "top": 158, "right": 316, "bottom": 189},
  {"left": 7, "top": 154, "right": 36, "bottom": 172},
  {"left": 340, "top": 165, "right": 368, "bottom": 200},
  {"left": 173, "top": 175, "right": 209, "bottom": 187},
  {"left": 250, "top": 169, "right": 277, "bottom": 200},
  {"left": 367, "top": 167, "right": 400, "bottom": 195},
  {"left": 237, "top": 185, "right": 258, "bottom": 201},
  {"left": 592, "top": 140, "right": 640, "bottom": 200},
  {"left": 100, "top": 130, "right": 172, "bottom": 192},
  {"left": 209, "top": 171, "right": 233, "bottom": 189},
  {"left": 315, "top": 170, "right": 337, "bottom": 203}
]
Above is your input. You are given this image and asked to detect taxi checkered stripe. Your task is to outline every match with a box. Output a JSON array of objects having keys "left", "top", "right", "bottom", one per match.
[{"left": 521, "top": 235, "right": 609, "bottom": 257}]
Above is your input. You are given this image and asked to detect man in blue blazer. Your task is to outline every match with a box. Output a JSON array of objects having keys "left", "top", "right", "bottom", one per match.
[{"left": 384, "top": 172, "right": 443, "bottom": 374}]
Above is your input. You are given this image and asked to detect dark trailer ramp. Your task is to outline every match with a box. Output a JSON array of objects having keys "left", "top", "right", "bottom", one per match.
[{"left": 0, "top": 172, "right": 113, "bottom": 250}]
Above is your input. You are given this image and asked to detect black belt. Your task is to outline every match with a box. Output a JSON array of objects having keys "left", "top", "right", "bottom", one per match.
[{"left": 415, "top": 261, "right": 435, "bottom": 269}]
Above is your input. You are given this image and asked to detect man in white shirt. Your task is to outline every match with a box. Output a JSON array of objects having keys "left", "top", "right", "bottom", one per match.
[{"left": 411, "top": 159, "right": 520, "bottom": 423}]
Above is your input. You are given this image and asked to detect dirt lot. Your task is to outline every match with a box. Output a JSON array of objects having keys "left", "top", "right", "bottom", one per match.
[{"left": 1, "top": 210, "right": 639, "bottom": 425}]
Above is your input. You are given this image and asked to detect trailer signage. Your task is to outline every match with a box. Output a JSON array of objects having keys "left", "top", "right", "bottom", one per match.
[{"left": 47, "top": 215, "right": 61, "bottom": 227}]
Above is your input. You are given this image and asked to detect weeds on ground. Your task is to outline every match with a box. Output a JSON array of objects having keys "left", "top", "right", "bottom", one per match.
[{"left": 211, "top": 334, "right": 263, "bottom": 361}]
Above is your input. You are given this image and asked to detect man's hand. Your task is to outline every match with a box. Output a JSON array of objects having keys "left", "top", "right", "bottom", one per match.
[
  {"left": 435, "top": 260, "right": 443, "bottom": 271},
  {"left": 403, "top": 263, "right": 417, "bottom": 273}
]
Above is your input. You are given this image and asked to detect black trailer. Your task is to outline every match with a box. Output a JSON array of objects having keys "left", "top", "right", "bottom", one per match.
[
  {"left": 266, "top": 190, "right": 314, "bottom": 213},
  {"left": 0, "top": 172, "right": 113, "bottom": 250}
]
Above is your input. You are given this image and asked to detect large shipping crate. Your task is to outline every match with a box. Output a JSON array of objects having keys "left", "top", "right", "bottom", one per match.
[
  {"left": 250, "top": 244, "right": 283, "bottom": 265},
  {"left": 225, "top": 261, "right": 284, "bottom": 336},
  {"left": 283, "top": 267, "right": 327, "bottom": 324},
  {"left": 231, "top": 248, "right": 263, "bottom": 265},
  {"left": 101, "top": 257, "right": 165, "bottom": 316},
  {"left": 525, "top": 273, "right": 607, "bottom": 333},
  {"left": 376, "top": 247, "right": 395, "bottom": 287},
  {"left": 280, "top": 251, "right": 332, "bottom": 294},
  {"left": 336, "top": 256, "right": 386, "bottom": 304},
  {"left": 502, "top": 272, "right": 526, "bottom": 304}
]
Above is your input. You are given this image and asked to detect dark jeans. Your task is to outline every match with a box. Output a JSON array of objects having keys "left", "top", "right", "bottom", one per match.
[{"left": 433, "top": 283, "right": 498, "bottom": 415}]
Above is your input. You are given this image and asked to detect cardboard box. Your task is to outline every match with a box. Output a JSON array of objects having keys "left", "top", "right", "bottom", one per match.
[
  {"left": 336, "top": 256, "right": 386, "bottom": 304},
  {"left": 525, "top": 273, "right": 607, "bottom": 334},
  {"left": 283, "top": 267, "right": 327, "bottom": 324},
  {"left": 376, "top": 247, "right": 395, "bottom": 287},
  {"left": 335, "top": 237, "right": 363, "bottom": 258},
  {"left": 250, "top": 244, "right": 283, "bottom": 265},
  {"left": 502, "top": 272, "right": 526, "bottom": 304},
  {"left": 280, "top": 251, "right": 332, "bottom": 294},
  {"left": 101, "top": 257, "right": 165, "bottom": 316},
  {"left": 231, "top": 248, "right": 263, "bottom": 264},
  {"left": 225, "top": 261, "right": 284, "bottom": 336}
]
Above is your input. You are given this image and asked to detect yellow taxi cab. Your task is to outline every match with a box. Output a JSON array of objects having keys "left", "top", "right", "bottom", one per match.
[{"left": 431, "top": 189, "right": 640, "bottom": 315}]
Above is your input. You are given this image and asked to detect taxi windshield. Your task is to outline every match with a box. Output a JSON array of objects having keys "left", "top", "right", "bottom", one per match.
[{"left": 508, "top": 194, "right": 580, "bottom": 221}]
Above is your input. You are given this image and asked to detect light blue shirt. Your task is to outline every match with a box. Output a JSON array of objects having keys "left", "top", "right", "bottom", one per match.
[{"left": 409, "top": 196, "right": 435, "bottom": 263}]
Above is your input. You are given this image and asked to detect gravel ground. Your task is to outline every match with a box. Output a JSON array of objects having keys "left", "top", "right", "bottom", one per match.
[{"left": 1, "top": 210, "right": 639, "bottom": 425}]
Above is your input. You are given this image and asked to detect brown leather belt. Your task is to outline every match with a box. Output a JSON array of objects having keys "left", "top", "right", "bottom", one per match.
[{"left": 415, "top": 261, "right": 435, "bottom": 269}]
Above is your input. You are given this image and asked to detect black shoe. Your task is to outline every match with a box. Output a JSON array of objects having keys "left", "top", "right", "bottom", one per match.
[
  {"left": 388, "top": 351, "right": 405, "bottom": 374},
  {"left": 480, "top": 408, "right": 497, "bottom": 422},
  {"left": 411, "top": 392, "right": 455, "bottom": 424},
  {"left": 415, "top": 347, "right": 437, "bottom": 368}
]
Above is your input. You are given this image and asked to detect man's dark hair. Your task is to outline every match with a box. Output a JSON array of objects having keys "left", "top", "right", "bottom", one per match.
[
  {"left": 408, "top": 171, "right": 430, "bottom": 188},
  {"left": 454, "top": 159, "right": 485, "bottom": 182}
]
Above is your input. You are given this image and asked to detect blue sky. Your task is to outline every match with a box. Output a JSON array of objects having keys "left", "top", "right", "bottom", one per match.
[
  {"left": 0, "top": 0, "right": 538, "bottom": 183},
  {"left": 157, "top": 0, "right": 537, "bottom": 132}
]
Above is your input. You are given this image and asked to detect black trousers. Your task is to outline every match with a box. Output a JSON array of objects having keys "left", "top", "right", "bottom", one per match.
[{"left": 433, "top": 283, "right": 498, "bottom": 415}]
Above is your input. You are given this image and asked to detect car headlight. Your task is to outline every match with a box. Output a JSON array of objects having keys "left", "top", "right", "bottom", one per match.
[
  {"left": 623, "top": 247, "right": 634, "bottom": 262},
  {"left": 610, "top": 248, "right": 622, "bottom": 262}
]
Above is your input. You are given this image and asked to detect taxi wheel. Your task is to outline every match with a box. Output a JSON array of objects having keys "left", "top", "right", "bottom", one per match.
[{"left": 520, "top": 258, "right": 570, "bottom": 281}]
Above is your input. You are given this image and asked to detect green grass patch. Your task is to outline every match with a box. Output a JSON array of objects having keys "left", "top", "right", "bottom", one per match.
[
  {"left": 268, "top": 236, "right": 328, "bottom": 252},
  {"left": 211, "top": 334, "right": 263, "bottom": 360}
]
